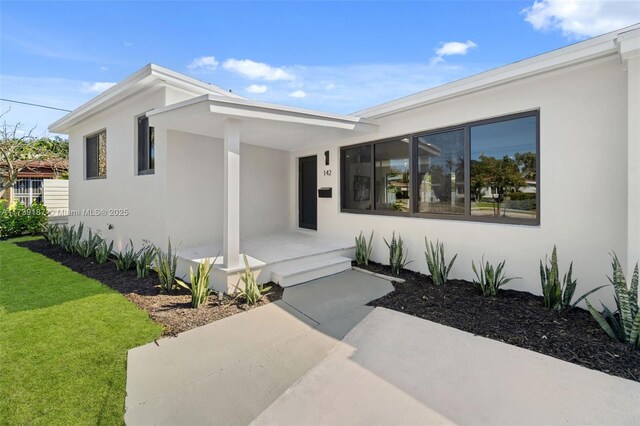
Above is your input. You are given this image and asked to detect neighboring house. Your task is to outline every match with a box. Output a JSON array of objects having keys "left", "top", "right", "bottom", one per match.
[
  {"left": 49, "top": 25, "right": 640, "bottom": 301},
  {"left": 0, "top": 159, "right": 67, "bottom": 202}
]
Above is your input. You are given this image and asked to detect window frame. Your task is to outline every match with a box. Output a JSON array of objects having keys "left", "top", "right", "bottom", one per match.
[
  {"left": 136, "top": 114, "right": 155, "bottom": 176},
  {"left": 85, "top": 129, "right": 107, "bottom": 180},
  {"left": 340, "top": 110, "right": 540, "bottom": 226}
]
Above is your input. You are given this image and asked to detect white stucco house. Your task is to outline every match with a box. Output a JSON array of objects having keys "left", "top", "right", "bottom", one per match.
[{"left": 50, "top": 25, "right": 640, "bottom": 300}]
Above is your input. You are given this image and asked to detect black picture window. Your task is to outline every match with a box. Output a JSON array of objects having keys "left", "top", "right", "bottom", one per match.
[
  {"left": 137, "top": 115, "right": 155, "bottom": 174},
  {"left": 374, "top": 138, "right": 410, "bottom": 212},
  {"left": 470, "top": 116, "right": 537, "bottom": 220},
  {"left": 341, "top": 111, "right": 539, "bottom": 225},
  {"left": 86, "top": 130, "right": 107, "bottom": 179},
  {"left": 416, "top": 129, "right": 465, "bottom": 215}
]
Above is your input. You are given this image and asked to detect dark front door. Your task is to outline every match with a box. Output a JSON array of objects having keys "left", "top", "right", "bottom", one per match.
[{"left": 299, "top": 155, "right": 317, "bottom": 230}]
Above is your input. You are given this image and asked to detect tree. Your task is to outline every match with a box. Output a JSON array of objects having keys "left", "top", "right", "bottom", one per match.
[
  {"left": 515, "top": 152, "right": 536, "bottom": 181},
  {"left": 0, "top": 113, "right": 68, "bottom": 191},
  {"left": 471, "top": 154, "right": 525, "bottom": 216}
]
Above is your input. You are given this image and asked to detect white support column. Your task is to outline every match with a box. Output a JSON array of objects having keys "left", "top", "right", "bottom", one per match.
[
  {"left": 618, "top": 30, "right": 640, "bottom": 270},
  {"left": 223, "top": 118, "right": 241, "bottom": 269}
]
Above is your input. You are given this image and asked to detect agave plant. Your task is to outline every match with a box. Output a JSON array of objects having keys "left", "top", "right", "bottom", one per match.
[
  {"left": 136, "top": 243, "right": 155, "bottom": 278},
  {"left": 94, "top": 239, "right": 113, "bottom": 264},
  {"left": 153, "top": 238, "right": 180, "bottom": 293},
  {"left": 384, "top": 232, "right": 411, "bottom": 276},
  {"left": 472, "top": 256, "right": 519, "bottom": 297},
  {"left": 355, "top": 230, "right": 374, "bottom": 266},
  {"left": 61, "top": 223, "right": 84, "bottom": 253},
  {"left": 235, "top": 254, "right": 271, "bottom": 305},
  {"left": 424, "top": 236, "right": 457, "bottom": 286},
  {"left": 176, "top": 257, "right": 216, "bottom": 308},
  {"left": 76, "top": 230, "right": 103, "bottom": 258},
  {"left": 586, "top": 253, "right": 640, "bottom": 349},
  {"left": 113, "top": 240, "right": 137, "bottom": 271},
  {"left": 540, "top": 245, "right": 606, "bottom": 310},
  {"left": 42, "top": 223, "right": 62, "bottom": 245}
]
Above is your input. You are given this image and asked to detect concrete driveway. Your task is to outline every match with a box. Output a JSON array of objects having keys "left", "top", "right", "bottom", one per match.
[
  {"left": 125, "top": 269, "right": 394, "bottom": 425},
  {"left": 125, "top": 269, "right": 640, "bottom": 425}
]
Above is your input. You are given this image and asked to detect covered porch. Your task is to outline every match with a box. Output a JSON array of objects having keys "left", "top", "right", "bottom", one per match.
[{"left": 147, "top": 94, "right": 377, "bottom": 291}]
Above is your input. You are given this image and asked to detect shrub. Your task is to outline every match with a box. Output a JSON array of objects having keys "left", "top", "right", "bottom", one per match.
[
  {"left": 355, "top": 231, "right": 374, "bottom": 266},
  {"left": 136, "top": 243, "right": 155, "bottom": 278},
  {"left": 154, "top": 238, "right": 179, "bottom": 293},
  {"left": 586, "top": 253, "right": 640, "bottom": 349},
  {"left": 424, "top": 236, "right": 457, "bottom": 286},
  {"left": 113, "top": 240, "right": 137, "bottom": 271},
  {"left": 176, "top": 257, "right": 215, "bottom": 308},
  {"left": 0, "top": 201, "right": 48, "bottom": 238},
  {"left": 236, "top": 254, "right": 271, "bottom": 305},
  {"left": 540, "top": 245, "right": 606, "bottom": 310},
  {"left": 94, "top": 239, "right": 113, "bottom": 264},
  {"left": 76, "top": 230, "right": 103, "bottom": 258},
  {"left": 472, "top": 256, "right": 519, "bottom": 296},
  {"left": 384, "top": 232, "right": 411, "bottom": 275}
]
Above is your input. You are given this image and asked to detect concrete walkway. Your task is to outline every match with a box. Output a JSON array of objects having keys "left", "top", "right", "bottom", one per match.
[
  {"left": 125, "top": 270, "right": 394, "bottom": 425},
  {"left": 253, "top": 308, "right": 640, "bottom": 426}
]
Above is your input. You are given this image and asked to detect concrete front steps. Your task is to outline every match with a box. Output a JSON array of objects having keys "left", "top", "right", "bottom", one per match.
[{"left": 270, "top": 255, "right": 352, "bottom": 287}]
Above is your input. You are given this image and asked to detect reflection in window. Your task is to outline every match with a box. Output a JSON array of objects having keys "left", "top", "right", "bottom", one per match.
[
  {"left": 375, "top": 139, "right": 410, "bottom": 212},
  {"left": 86, "top": 130, "right": 107, "bottom": 179},
  {"left": 342, "top": 145, "right": 372, "bottom": 210},
  {"left": 470, "top": 116, "right": 537, "bottom": 220},
  {"left": 416, "top": 130, "right": 465, "bottom": 215}
]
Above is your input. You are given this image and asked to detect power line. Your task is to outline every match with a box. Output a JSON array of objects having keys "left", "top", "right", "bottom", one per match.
[{"left": 0, "top": 98, "right": 72, "bottom": 113}]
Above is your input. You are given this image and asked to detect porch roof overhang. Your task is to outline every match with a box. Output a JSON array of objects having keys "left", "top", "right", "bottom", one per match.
[{"left": 146, "top": 94, "right": 379, "bottom": 151}]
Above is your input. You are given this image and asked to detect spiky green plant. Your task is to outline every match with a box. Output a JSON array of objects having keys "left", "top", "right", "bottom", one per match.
[
  {"left": 76, "top": 230, "right": 103, "bottom": 258},
  {"left": 235, "top": 254, "right": 271, "bottom": 305},
  {"left": 540, "top": 245, "right": 606, "bottom": 309},
  {"left": 94, "top": 239, "right": 113, "bottom": 264},
  {"left": 586, "top": 253, "right": 640, "bottom": 349},
  {"left": 355, "top": 230, "right": 374, "bottom": 266},
  {"left": 42, "top": 223, "right": 62, "bottom": 245},
  {"left": 60, "top": 223, "right": 83, "bottom": 253},
  {"left": 113, "top": 240, "right": 137, "bottom": 271},
  {"left": 472, "top": 256, "right": 519, "bottom": 296},
  {"left": 154, "top": 238, "right": 180, "bottom": 293},
  {"left": 136, "top": 244, "right": 155, "bottom": 278},
  {"left": 383, "top": 232, "right": 411, "bottom": 275},
  {"left": 424, "top": 236, "right": 457, "bottom": 286},
  {"left": 176, "top": 257, "right": 215, "bottom": 308}
]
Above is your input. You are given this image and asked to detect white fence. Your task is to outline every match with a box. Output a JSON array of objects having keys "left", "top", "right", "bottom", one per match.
[{"left": 43, "top": 179, "right": 69, "bottom": 225}]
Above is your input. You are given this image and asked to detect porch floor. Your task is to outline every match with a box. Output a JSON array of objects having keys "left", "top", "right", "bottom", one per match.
[{"left": 181, "top": 230, "right": 354, "bottom": 265}]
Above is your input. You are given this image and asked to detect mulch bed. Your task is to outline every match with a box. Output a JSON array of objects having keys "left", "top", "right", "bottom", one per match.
[
  {"left": 18, "top": 239, "right": 283, "bottom": 336},
  {"left": 362, "top": 262, "right": 640, "bottom": 382}
]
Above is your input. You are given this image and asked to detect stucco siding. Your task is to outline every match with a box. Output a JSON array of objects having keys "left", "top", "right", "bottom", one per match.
[{"left": 290, "top": 57, "right": 627, "bottom": 306}]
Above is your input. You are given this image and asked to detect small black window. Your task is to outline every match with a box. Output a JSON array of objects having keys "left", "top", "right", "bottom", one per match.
[
  {"left": 86, "top": 130, "right": 106, "bottom": 179},
  {"left": 137, "top": 116, "right": 155, "bottom": 174}
]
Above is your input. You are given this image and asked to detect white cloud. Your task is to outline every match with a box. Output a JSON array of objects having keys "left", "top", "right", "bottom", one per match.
[
  {"left": 522, "top": 0, "right": 640, "bottom": 39},
  {"left": 431, "top": 40, "right": 478, "bottom": 64},
  {"left": 187, "top": 56, "right": 219, "bottom": 72},
  {"left": 99, "top": 66, "right": 108, "bottom": 72},
  {"left": 223, "top": 59, "right": 295, "bottom": 81},
  {"left": 289, "top": 90, "right": 307, "bottom": 98},
  {"left": 82, "top": 81, "right": 117, "bottom": 93},
  {"left": 245, "top": 84, "right": 268, "bottom": 94}
]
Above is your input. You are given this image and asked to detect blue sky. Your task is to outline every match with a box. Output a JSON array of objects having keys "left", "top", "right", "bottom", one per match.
[{"left": 1, "top": 0, "right": 639, "bottom": 137}]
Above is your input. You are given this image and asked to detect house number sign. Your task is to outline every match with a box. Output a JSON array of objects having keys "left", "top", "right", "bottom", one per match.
[{"left": 323, "top": 170, "right": 332, "bottom": 176}]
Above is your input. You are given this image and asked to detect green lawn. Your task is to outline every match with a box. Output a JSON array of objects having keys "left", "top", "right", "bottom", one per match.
[{"left": 0, "top": 237, "right": 162, "bottom": 425}]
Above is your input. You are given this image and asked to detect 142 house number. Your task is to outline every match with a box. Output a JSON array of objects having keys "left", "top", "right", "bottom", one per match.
[{"left": 323, "top": 170, "right": 332, "bottom": 176}]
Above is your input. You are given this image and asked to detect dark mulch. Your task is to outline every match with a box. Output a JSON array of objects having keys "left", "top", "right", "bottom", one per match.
[
  {"left": 18, "top": 239, "right": 283, "bottom": 336},
  {"left": 362, "top": 261, "right": 640, "bottom": 382}
]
